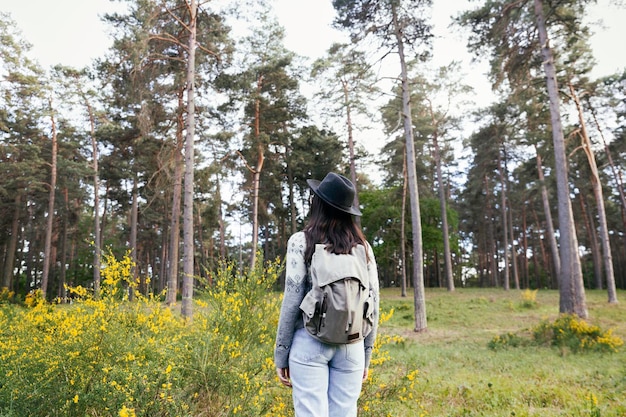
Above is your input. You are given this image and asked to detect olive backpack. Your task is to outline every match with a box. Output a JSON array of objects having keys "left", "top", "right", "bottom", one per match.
[{"left": 299, "top": 243, "right": 374, "bottom": 344}]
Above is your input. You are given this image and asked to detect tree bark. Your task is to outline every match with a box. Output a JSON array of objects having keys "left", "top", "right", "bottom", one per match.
[
  {"left": 86, "top": 100, "right": 101, "bottom": 298},
  {"left": 3, "top": 193, "right": 21, "bottom": 290},
  {"left": 569, "top": 83, "right": 618, "bottom": 303},
  {"left": 249, "top": 74, "right": 265, "bottom": 271},
  {"left": 41, "top": 99, "right": 58, "bottom": 299},
  {"left": 431, "top": 118, "right": 454, "bottom": 291},
  {"left": 166, "top": 94, "right": 184, "bottom": 306},
  {"left": 401, "top": 150, "right": 408, "bottom": 297},
  {"left": 578, "top": 192, "right": 602, "bottom": 289},
  {"left": 392, "top": 4, "right": 426, "bottom": 332},
  {"left": 181, "top": 0, "right": 198, "bottom": 319},
  {"left": 589, "top": 105, "right": 626, "bottom": 245},
  {"left": 534, "top": 0, "right": 587, "bottom": 318},
  {"left": 535, "top": 148, "right": 560, "bottom": 281},
  {"left": 343, "top": 79, "right": 360, "bottom": 216},
  {"left": 130, "top": 175, "right": 139, "bottom": 300},
  {"left": 497, "top": 150, "right": 510, "bottom": 290}
]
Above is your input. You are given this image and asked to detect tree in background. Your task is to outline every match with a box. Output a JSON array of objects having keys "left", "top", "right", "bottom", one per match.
[
  {"left": 333, "top": 0, "right": 433, "bottom": 331},
  {"left": 0, "top": 15, "right": 48, "bottom": 295},
  {"left": 311, "top": 42, "right": 380, "bottom": 210},
  {"left": 216, "top": 11, "right": 306, "bottom": 269},
  {"left": 459, "top": 0, "right": 594, "bottom": 317}
]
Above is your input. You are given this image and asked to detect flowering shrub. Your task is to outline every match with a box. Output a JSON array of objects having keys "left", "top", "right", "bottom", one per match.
[
  {"left": 0, "top": 251, "right": 421, "bottom": 416},
  {"left": 0, "top": 287, "right": 15, "bottom": 304},
  {"left": 489, "top": 315, "right": 623, "bottom": 354},
  {"left": 0, "top": 251, "right": 190, "bottom": 416},
  {"left": 487, "top": 331, "right": 527, "bottom": 350},
  {"left": 185, "top": 255, "right": 288, "bottom": 416},
  {"left": 533, "top": 314, "right": 624, "bottom": 353},
  {"left": 359, "top": 309, "right": 425, "bottom": 416},
  {"left": 519, "top": 289, "right": 538, "bottom": 309}
]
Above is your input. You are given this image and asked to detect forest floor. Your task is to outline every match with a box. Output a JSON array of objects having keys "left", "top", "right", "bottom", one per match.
[{"left": 376, "top": 287, "right": 626, "bottom": 417}]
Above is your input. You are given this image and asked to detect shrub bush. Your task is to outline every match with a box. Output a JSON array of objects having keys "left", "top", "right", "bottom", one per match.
[
  {"left": 533, "top": 314, "right": 624, "bottom": 353},
  {"left": 0, "top": 251, "right": 421, "bottom": 416}
]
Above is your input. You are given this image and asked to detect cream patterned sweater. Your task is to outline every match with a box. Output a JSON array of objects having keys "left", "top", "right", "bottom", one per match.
[{"left": 273, "top": 231, "right": 380, "bottom": 369}]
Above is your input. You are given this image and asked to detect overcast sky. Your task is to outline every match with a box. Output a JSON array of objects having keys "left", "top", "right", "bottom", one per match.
[
  {"left": 3, "top": 0, "right": 624, "bottom": 76},
  {"left": 3, "top": 0, "right": 625, "bottom": 167}
]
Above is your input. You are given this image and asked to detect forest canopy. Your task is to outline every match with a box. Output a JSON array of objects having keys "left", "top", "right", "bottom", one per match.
[{"left": 1, "top": 0, "right": 625, "bottom": 319}]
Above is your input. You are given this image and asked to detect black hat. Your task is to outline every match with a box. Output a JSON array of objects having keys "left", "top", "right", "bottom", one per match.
[{"left": 307, "top": 172, "right": 362, "bottom": 216}]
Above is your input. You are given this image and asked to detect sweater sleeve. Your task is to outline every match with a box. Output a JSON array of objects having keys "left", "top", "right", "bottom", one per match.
[
  {"left": 363, "top": 243, "right": 380, "bottom": 369},
  {"left": 274, "top": 231, "right": 308, "bottom": 369}
]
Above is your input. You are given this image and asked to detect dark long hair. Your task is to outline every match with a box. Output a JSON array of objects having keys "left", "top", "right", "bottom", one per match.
[{"left": 303, "top": 194, "right": 369, "bottom": 265}]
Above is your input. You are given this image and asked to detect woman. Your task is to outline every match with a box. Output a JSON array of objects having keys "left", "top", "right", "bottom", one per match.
[{"left": 274, "top": 172, "right": 379, "bottom": 417}]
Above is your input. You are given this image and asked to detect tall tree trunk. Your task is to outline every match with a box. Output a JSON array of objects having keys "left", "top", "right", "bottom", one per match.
[
  {"left": 159, "top": 224, "right": 168, "bottom": 293},
  {"left": 166, "top": 98, "right": 184, "bottom": 305},
  {"left": 86, "top": 100, "right": 101, "bottom": 298},
  {"left": 58, "top": 188, "right": 69, "bottom": 301},
  {"left": 484, "top": 175, "right": 498, "bottom": 287},
  {"left": 342, "top": 79, "right": 360, "bottom": 216},
  {"left": 287, "top": 156, "right": 297, "bottom": 236},
  {"left": 401, "top": 150, "right": 408, "bottom": 297},
  {"left": 3, "top": 193, "right": 21, "bottom": 290},
  {"left": 196, "top": 207, "right": 206, "bottom": 280},
  {"left": 432, "top": 128, "right": 454, "bottom": 291},
  {"left": 216, "top": 172, "right": 226, "bottom": 259},
  {"left": 589, "top": 105, "right": 626, "bottom": 241},
  {"left": 100, "top": 182, "right": 109, "bottom": 249},
  {"left": 249, "top": 74, "right": 265, "bottom": 271},
  {"left": 41, "top": 100, "right": 58, "bottom": 299},
  {"left": 578, "top": 192, "right": 602, "bottom": 289},
  {"left": 521, "top": 201, "right": 530, "bottom": 288},
  {"left": 569, "top": 83, "right": 618, "bottom": 303},
  {"left": 497, "top": 150, "right": 510, "bottom": 290},
  {"left": 534, "top": 0, "right": 587, "bottom": 318},
  {"left": 130, "top": 175, "right": 139, "bottom": 300},
  {"left": 392, "top": 4, "right": 426, "bottom": 332},
  {"left": 181, "top": 0, "right": 198, "bottom": 319},
  {"left": 508, "top": 206, "right": 520, "bottom": 289},
  {"left": 535, "top": 147, "right": 560, "bottom": 281}
]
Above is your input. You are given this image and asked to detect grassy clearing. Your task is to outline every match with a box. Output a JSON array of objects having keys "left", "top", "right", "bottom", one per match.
[
  {"left": 1, "top": 253, "right": 624, "bottom": 417},
  {"left": 377, "top": 287, "right": 626, "bottom": 417}
]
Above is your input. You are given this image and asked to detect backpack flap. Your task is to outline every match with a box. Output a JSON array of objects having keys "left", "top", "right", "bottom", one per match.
[{"left": 311, "top": 244, "right": 368, "bottom": 288}]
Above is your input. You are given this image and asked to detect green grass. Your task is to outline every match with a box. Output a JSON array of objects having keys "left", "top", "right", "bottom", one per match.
[{"left": 376, "top": 287, "right": 626, "bottom": 417}]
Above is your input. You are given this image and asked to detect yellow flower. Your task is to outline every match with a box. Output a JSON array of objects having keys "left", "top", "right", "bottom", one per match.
[
  {"left": 119, "top": 405, "right": 136, "bottom": 417},
  {"left": 73, "top": 395, "right": 79, "bottom": 404}
]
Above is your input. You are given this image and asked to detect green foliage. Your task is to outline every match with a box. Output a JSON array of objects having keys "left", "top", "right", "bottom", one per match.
[
  {"left": 487, "top": 331, "right": 527, "bottom": 350},
  {"left": 0, "top": 288, "right": 16, "bottom": 305},
  {"left": 520, "top": 288, "right": 538, "bottom": 309}
]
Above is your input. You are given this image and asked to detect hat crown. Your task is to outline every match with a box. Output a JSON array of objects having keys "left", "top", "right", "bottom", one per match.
[{"left": 308, "top": 172, "right": 361, "bottom": 216}]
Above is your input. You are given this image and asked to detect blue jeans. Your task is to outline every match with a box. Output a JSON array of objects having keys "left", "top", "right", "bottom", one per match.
[{"left": 289, "top": 327, "right": 365, "bottom": 417}]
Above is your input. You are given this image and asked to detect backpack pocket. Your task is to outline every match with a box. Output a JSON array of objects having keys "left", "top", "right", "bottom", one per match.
[
  {"left": 300, "top": 288, "right": 323, "bottom": 337},
  {"left": 362, "top": 291, "right": 374, "bottom": 338}
]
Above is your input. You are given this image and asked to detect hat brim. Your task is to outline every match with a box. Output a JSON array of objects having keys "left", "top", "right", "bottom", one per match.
[{"left": 307, "top": 179, "right": 362, "bottom": 216}]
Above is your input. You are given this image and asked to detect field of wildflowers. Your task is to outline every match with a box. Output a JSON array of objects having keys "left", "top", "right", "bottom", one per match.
[
  {"left": 4, "top": 251, "right": 622, "bottom": 416},
  {"left": 0, "top": 252, "right": 417, "bottom": 417}
]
